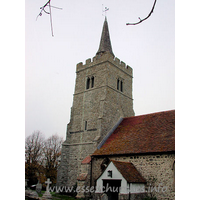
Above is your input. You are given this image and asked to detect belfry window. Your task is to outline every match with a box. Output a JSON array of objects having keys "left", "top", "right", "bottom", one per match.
[
  {"left": 86, "top": 78, "right": 90, "bottom": 89},
  {"left": 117, "top": 78, "right": 123, "bottom": 92},
  {"left": 86, "top": 76, "right": 94, "bottom": 89},
  {"left": 117, "top": 79, "right": 120, "bottom": 90},
  {"left": 120, "top": 80, "right": 123, "bottom": 92},
  {"left": 91, "top": 76, "right": 94, "bottom": 88}
]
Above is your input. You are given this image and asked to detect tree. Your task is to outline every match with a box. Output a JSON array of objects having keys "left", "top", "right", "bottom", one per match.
[
  {"left": 43, "top": 134, "right": 63, "bottom": 184},
  {"left": 25, "top": 132, "right": 63, "bottom": 186},
  {"left": 25, "top": 131, "right": 45, "bottom": 186},
  {"left": 25, "top": 131, "right": 45, "bottom": 164}
]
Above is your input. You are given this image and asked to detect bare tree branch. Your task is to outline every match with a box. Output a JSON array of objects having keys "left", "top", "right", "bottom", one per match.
[
  {"left": 25, "top": 132, "right": 63, "bottom": 184},
  {"left": 126, "top": 0, "right": 157, "bottom": 26},
  {"left": 36, "top": 0, "right": 62, "bottom": 36},
  {"left": 25, "top": 131, "right": 45, "bottom": 164},
  {"left": 43, "top": 134, "right": 63, "bottom": 183},
  {"left": 36, "top": 0, "right": 50, "bottom": 20}
]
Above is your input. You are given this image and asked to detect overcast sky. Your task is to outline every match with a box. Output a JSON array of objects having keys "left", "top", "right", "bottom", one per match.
[{"left": 25, "top": 0, "right": 175, "bottom": 139}]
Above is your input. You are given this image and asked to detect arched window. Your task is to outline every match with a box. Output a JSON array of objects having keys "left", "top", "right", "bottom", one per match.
[
  {"left": 86, "top": 77, "right": 90, "bottom": 89},
  {"left": 117, "top": 79, "right": 120, "bottom": 90},
  {"left": 120, "top": 80, "right": 123, "bottom": 92},
  {"left": 91, "top": 76, "right": 94, "bottom": 88}
]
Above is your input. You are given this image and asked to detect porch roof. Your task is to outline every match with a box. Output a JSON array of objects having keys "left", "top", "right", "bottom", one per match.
[{"left": 111, "top": 160, "right": 146, "bottom": 183}]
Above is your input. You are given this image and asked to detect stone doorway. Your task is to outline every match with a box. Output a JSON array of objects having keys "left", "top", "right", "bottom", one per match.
[{"left": 103, "top": 180, "right": 121, "bottom": 200}]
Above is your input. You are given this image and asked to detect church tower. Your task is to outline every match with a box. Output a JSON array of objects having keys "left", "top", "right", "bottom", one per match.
[{"left": 57, "top": 17, "right": 135, "bottom": 187}]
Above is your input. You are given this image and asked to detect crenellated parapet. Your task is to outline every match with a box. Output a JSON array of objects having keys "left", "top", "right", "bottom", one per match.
[{"left": 76, "top": 52, "right": 133, "bottom": 76}]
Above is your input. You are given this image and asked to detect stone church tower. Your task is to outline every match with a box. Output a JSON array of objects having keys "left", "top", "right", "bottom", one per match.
[{"left": 57, "top": 17, "right": 135, "bottom": 187}]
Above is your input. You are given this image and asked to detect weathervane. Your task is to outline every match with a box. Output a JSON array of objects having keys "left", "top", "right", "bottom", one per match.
[
  {"left": 36, "top": 0, "right": 62, "bottom": 37},
  {"left": 102, "top": 5, "right": 109, "bottom": 17}
]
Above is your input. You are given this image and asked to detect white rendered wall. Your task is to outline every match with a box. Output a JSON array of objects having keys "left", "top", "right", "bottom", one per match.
[
  {"left": 95, "top": 162, "right": 128, "bottom": 194},
  {"left": 95, "top": 161, "right": 146, "bottom": 194}
]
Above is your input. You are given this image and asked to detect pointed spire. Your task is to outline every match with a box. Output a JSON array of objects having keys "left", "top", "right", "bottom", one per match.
[{"left": 96, "top": 17, "right": 114, "bottom": 56}]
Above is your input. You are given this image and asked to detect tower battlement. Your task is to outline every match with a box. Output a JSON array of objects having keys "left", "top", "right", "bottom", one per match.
[{"left": 76, "top": 52, "right": 133, "bottom": 76}]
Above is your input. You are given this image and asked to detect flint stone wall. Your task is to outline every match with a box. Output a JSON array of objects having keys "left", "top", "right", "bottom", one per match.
[{"left": 91, "top": 153, "right": 175, "bottom": 200}]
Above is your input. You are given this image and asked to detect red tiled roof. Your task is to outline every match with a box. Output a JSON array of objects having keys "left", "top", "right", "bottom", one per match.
[
  {"left": 81, "top": 155, "right": 91, "bottom": 164},
  {"left": 93, "top": 110, "right": 175, "bottom": 156},
  {"left": 111, "top": 160, "right": 146, "bottom": 183}
]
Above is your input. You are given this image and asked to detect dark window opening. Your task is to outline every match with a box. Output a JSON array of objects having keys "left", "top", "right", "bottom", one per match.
[
  {"left": 85, "top": 121, "right": 87, "bottom": 131},
  {"left": 86, "top": 78, "right": 90, "bottom": 89},
  {"left": 117, "top": 79, "right": 119, "bottom": 90},
  {"left": 91, "top": 76, "right": 94, "bottom": 88},
  {"left": 108, "top": 170, "right": 112, "bottom": 178},
  {"left": 120, "top": 81, "right": 123, "bottom": 92}
]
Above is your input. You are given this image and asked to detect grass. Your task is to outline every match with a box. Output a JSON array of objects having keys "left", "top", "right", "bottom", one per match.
[{"left": 38, "top": 191, "right": 45, "bottom": 197}]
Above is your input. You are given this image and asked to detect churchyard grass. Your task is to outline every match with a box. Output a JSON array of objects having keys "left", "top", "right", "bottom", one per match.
[{"left": 38, "top": 190, "right": 45, "bottom": 197}]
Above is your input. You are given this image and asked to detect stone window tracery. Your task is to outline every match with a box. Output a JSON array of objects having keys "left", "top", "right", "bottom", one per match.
[
  {"left": 117, "top": 79, "right": 120, "bottom": 90},
  {"left": 120, "top": 80, "right": 123, "bottom": 92},
  {"left": 117, "top": 78, "right": 123, "bottom": 92},
  {"left": 86, "top": 76, "right": 95, "bottom": 89},
  {"left": 91, "top": 76, "right": 94, "bottom": 88},
  {"left": 86, "top": 77, "right": 90, "bottom": 89}
]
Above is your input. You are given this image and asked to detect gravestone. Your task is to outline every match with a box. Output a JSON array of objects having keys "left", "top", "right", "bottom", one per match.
[
  {"left": 25, "top": 179, "right": 40, "bottom": 199},
  {"left": 25, "top": 190, "right": 39, "bottom": 199},
  {"left": 101, "top": 193, "right": 108, "bottom": 200},
  {"left": 42, "top": 178, "right": 52, "bottom": 199},
  {"left": 36, "top": 181, "right": 42, "bottom": 194}
]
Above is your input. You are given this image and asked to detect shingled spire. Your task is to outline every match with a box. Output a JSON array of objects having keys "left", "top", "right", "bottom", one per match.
[{"left": 96, "top": 17, "right": 114, "bottom": 56}]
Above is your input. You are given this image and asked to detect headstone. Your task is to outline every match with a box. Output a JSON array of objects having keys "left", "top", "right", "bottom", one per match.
[
  {"left": 25, "top": 190, "right": 39, "bottom": 199},
  {"left": 42, "top": 178, "right": 52, "bottom": 199},
  {"left": 36, "top": 181, "right": 42, "bottom": 194},
  {"left": 45, "top": 178, "right": 52, "bottom": 192},
  {"left": 42, "top": 191, "right": 52, "bottom": 199},
  {"left": 101, "top": 193, "right": 108, "bottom": 200}
]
